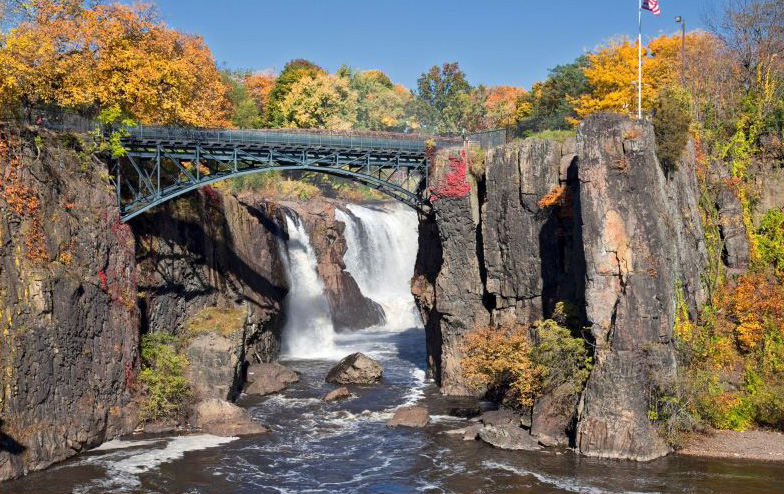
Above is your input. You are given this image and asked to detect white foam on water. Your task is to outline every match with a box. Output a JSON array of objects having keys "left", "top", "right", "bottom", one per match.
[
  {"left": 279, "top": 213, "right": 341, "bottom": 359},
  {"left": 400, "top": 367, "right": 427, "bottom": 406},
  {"left": 481, "top": 460, "right": 661, "bottom": 494},
  {"left": 91, "top": 438, "right": 166, "bottom": 451},
  {"left": 74, "top": 435, "right": 236, "bottom": 493},
  {"left": 336, "top": 204, "right": 421, "bottom": 330}
]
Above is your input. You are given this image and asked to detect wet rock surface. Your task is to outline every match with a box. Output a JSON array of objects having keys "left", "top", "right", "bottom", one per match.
[
  {"left": 387, "top": 407, "right": 430, "bottom": 427},
  {"left": 323, "top": 387, "right": 353, "bottom": 402},
  {"left": 478, "top": 424, "right": 542, "bottom": 451},
  {"left": 325, "top": 352, "right": 383, "bottom": 385},
  {"left": 244, "top": 363, "right": 298, "bottom": 396},
  {"left": 191, "top": 399, "right": 268, "bottom": 436}
]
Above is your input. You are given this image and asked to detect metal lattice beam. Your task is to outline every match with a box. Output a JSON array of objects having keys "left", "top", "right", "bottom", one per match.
[{"left": 114, "top": 130, "right": 437, "bottom": 222}]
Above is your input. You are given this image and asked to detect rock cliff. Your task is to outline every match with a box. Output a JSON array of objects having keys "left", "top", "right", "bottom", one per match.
[
  {"left": 0, "top": 127, "right": 139, "bottom": 480},
  {"left": 413, "top": 113, "right": 709, "bottom": 460}
]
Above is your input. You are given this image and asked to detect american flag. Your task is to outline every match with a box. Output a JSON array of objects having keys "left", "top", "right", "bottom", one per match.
[{"left": 642, "top": 0, "right": 661, "bottom": 15}]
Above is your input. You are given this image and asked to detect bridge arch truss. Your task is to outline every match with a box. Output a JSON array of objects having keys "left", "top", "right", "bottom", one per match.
[{"left": 110, "top": 127, "right": 436, "bottom": 221}]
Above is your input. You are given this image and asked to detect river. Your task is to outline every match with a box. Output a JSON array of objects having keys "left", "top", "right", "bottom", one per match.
[{"left": 4, "top": 204, "right": 781, "bottom": 494}]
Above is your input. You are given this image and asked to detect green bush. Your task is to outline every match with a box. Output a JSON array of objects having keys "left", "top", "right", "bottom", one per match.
[
  {"left": 138, "top": 333, "right": 192, "bottom": 422},
  {"left": 755, "top": 208, "right": 784, "bottom": 275},
  {"left": 652, "top": 86, "right": 692, "bottom": 175},
  {"left": 530, "top": 319, "right": 592, "bottom": 394}
]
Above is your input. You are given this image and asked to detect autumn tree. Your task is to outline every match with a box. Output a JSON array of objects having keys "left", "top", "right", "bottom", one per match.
[
  {"left": 278, "top": 72, "right": 357, "bottom": 129},
  {"left": 0, "top": 0, "right": 231, "bottom": 126},
  {"left": 482, "top": 85, "right": 526, "bottom": 128},
  {"left": 516, "top": 56, "right": 590, "bottom": 129},
  {"left": 244, "top": 71, "right": 277, "bottom": 123},
  {"left": 265, "top": 59, "right": 326, "bottom": 127},
  {"left": 220, "top": 70, "right": 262, "bottom": 128},
  {"left": 345, "top": 68, "right": 412, "bottom": 131},
  {"left": 411, "top": 62, "right": 474, "bottom": 133}
]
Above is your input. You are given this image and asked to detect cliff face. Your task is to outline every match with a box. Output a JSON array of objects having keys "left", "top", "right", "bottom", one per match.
[
  {"left": 413, "top": 114, "right": 708, "bottom": 460},
  {"left": 132, "top": 191, "right": 290, "bottom": 370},
  {"left": 575, "top": 114, "right": 707, "bottom": 461},
  {"left": 0, "top": 128, "right": 139, "bottom": 480}
]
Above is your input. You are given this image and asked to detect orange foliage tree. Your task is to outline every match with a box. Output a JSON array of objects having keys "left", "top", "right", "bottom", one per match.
[
  {"left": 244, "top": 71, "right": 277, "bottom": 122},
  {"left": 0, "top": 0, "right": 230, "bottom": 126},
  {"left": 483, "top": 85, "right": 526, "bottom": 128}
]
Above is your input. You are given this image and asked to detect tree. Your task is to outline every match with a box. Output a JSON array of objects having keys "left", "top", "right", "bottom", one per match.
[
  {"left": 411, "top": 62, "right": 474, "bottom": 133},
  {"left": 265, "top": 59, "right": 326, "bottom": 127},
  {"left": 0, "top": 0, "right": 231, "bottom": 126},
  {"left": 244, "top": 71, "right": 276, "bottom": 123},
  {"left": 482, "top": 85, "right": 526, "bottom": 128},
  {"left": 516, "top": 56, "right": 590, "bottom": 129},
  {"left": 221, "top": 70, "right": 262, "bottom": 128},
  {"left": 278, "top": 72, "right": 357, "bottom": 129},
  {"left": 346, "top": 68, "right": 412, "bottom": 131}
]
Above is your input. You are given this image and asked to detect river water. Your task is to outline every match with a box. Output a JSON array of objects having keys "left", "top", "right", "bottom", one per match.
[{"left": 5, "top": 204, "right": 782, "bottom": 494}]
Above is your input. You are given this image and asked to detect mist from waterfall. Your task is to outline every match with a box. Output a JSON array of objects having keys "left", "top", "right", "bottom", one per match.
[
  {"left": 279, "top": 213, "right": 337, "bottom": 359},
  {"left": 336, "top": 204, "right": 421, "bottom": 330}
]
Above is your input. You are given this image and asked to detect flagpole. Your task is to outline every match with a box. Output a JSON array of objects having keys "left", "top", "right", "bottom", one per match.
[{"left": 638, "top": 0, "right": 642, "bottom": 119}]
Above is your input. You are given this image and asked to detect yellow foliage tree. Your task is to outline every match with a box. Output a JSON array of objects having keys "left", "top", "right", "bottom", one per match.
[
  {"left": 279, "top": 72, "right": 358, "bottom": 129},
  {"left": 571, "top": 33, "right": 718, "bottom": 122},
  {"left": 461, "top": 324, "right": 541, "bottom": 407},
  {"left": 0, "top": 0, "right": 230, "bottom": 126}
]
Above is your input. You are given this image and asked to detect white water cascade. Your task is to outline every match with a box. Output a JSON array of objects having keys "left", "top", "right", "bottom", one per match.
[
  {"left": 279, "top": 213, "right": 337, "bottom": 359},
  {"left": 335, "top": 204, "right": 421, "bottom": 330}
]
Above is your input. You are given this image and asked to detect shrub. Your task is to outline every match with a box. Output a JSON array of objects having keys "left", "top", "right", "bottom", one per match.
[
  {"left": 138, "top": 333, "right": 192, "bottom": 422},
  {"left": 755, "top": 208, "right": 784, "bottom": 276},
  {"left": 537, "top": 185, "right": 567, "bottom": 209},
  {"left": 652, "top": 86, "right": 692, "bottom": 175},
  {"left": 461, "top": 324, "right": 541, "bottom": 407},
  {"left": 530, "top": 319, "right": 592, "bottom": 394}
]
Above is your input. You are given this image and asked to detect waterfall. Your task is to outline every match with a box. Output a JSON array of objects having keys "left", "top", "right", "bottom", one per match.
[
  {"left": 279, "top": 213, "right": 337, "bottom": 359},
  {"left": 336, "top": 204, "right": 421, "bottom": 330}
]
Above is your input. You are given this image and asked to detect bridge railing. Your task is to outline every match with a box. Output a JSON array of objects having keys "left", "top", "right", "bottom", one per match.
[{"left": 124, "top": 125, "right": 443, "bottom": 153}]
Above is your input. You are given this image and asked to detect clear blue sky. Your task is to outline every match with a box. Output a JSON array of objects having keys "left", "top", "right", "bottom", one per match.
[{"left": 151, "top": 0, "right": 711, "bottom": 89}]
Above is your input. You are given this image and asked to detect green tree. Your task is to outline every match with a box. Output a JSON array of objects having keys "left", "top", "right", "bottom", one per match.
[
  {"left": 412, "top": 62, "right": 474, "bottom": 133},
  {"left": 652, "top": 86, "right": 692, "bottom": 175},
  {"left": 517, "top": 56, "right": 590, "bottom": 129},
  {"left": 265, "top": 59, "right": 326, "bottom": 127},
  {"left": 220, "top": 70, "right": 262, "bottom": 128}
]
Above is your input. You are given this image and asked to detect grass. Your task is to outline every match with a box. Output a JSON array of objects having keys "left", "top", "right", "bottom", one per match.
[
  {"left": 524, "top": 129, "right": 576, "bottom": 143},
  {"left": 185, "top": 307, "right": 246, "bottom": 339}
]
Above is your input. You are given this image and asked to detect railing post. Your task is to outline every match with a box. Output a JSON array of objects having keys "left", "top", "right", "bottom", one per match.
[{"left": 156, "top": 144, "right": 161, "bottom": 198}]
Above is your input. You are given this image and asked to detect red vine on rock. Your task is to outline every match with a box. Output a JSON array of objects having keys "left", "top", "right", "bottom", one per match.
[{"left": 430, "top": 150, "right": 471, "bottom": 201}]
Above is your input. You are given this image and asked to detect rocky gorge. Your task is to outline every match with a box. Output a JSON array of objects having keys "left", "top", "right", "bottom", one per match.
[{"left": 0, "top": 112, "right": 779, "bottom": 486}]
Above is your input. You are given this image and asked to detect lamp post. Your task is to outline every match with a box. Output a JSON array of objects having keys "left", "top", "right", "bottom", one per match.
[{"left": 675, "top": 15, "right": 686, "bottom": 87}]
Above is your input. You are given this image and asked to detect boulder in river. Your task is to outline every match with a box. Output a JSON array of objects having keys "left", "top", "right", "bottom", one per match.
[
  {"left": 443, "top": 423, "right": 483, "bottom": 441},
  {"left": 478, "top": 424, "right": 542, "bottom": 451},
  {"left": 473, "top": 409, "right": 523, "bottom": 428},
  {"left": 325, "top": 352, "right": 382, "bottom": 385},
  {"left": 244, "top": 362, "right": 298, "bottom": 396},
  {"left": 324, "top": 387, "right": 353, "bottom": 402},
  {"left": 191, "top": 398, "right": 268, "bottom": 436},
  {"left": 387, "top": 406, "right": 430, "bottom": 427}
]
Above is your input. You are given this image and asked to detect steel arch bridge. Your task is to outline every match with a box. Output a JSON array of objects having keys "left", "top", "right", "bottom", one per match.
[{"left": 109, "top": 126, "right": 460, "bottom": 222}]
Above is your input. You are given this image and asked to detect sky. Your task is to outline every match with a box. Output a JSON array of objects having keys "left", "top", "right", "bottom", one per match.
[{"left": 151, "top": 0, "right": 712, "bottom": 90}]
